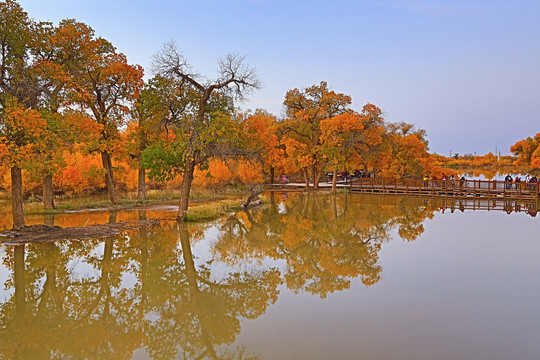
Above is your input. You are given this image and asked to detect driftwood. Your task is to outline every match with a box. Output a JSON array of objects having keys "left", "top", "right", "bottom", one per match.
[
  {"left": 0, "top": 220, "right": 160, "bottom": 245},
  {"left": 241, "top": 186, "right": 264, "bottom": 209}
]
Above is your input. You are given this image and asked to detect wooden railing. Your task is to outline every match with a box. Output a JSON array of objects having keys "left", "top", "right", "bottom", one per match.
[{"left": 349, "top": 177, "right": 540, "bottom": 198}]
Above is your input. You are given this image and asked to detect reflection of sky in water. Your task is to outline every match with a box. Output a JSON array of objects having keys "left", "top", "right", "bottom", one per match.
[
  {"left": 197, "top": 224, "right": 287, "bottom": 281},
  {"left": 0, "top": 247, "right": 12, "bottom": 302},
  {"left": 235, "top": 210, "right": 540, "bottom": 360}
]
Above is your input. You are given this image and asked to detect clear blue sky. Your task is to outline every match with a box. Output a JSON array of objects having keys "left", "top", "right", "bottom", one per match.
[{"left": 17, "top": 0, "right": 540, "bottom": 155}]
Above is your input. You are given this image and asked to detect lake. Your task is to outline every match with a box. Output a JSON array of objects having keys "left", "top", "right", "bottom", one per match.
[{"left": 1, "top": 192, "right": 539, "bottom": 359}]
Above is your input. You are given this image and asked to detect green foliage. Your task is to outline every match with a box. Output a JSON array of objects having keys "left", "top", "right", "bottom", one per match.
[{"left": 141, "top": 141, "right": 186, "bottom": 182}]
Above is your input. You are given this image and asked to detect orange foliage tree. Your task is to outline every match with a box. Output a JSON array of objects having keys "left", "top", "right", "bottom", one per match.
[
  {"left": 282, "top": 81, "right": 351, "bottom": 189},
  {"left": 0, "top": 0, "right": 43, "bottom": 228},
  {"left": 510, "top": 133, "right": 540, "bottom": 168},
  {"left": 29, "top": 20, "right": 107, "bottom": 209},
  {"left": 0, "top": 102, "right": 52, "bottom": 227},
  {"left": 59, "top": 19, "right": 144, "bottom": 204},
  {"left": 320, "top": 105, "right": 385, "bottom": 190},
  {"left": 377, "top": 122, "right": 433, "bottom": 177},
  {"left": 239, "top": 109, "right": 285, "bottom": 183}
]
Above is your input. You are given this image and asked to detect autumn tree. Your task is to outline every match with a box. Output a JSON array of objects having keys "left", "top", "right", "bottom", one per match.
[
  {"left": 282, "top": 81, "right": 351, "bottom": 189},
  {"left": 58, "top": 19, "right": 143, "bottom": 204},
  {"left": 0, "top": 103, "right": 53, "bottom": 228},
  {"left": 0, "top": 0, "right": 42, "bottom": 228},
  {"left": 28, "top": 20, "right": 100, "bottom": 210},
  {"left": 378, "top": 121, "right": 432, "bottom": 176},
  {"left": 123, "top": 76, "right": 174, "bottom": 202},
  {"left": 144, "top": 41, "right": 260, "bottom": 221},
  {"left": 510, "top": 133, "right": 540, "bottom": 167},
  {"left": 239, "top": 109, "right": 284, "bottom": 183},
  {"left": 320, "top": 105, "right": 385, "bottom": 191}
]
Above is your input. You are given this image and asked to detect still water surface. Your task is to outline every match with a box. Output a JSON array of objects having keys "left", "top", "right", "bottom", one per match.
[{"left": 1, "top": 193, "right": 539, "bottom": 360}]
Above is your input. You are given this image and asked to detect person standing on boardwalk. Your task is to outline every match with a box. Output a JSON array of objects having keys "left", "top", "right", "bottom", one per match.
[{"left": 505, "top": 174, "right": 513, "bottom": 190}]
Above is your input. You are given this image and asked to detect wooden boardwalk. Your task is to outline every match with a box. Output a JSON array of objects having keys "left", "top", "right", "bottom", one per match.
[
  {"left": 267, "top": 177, "right": 540, "bottom": 199},
  {"left": 349, "top": 178, "right": 540, "bottom": 199}
]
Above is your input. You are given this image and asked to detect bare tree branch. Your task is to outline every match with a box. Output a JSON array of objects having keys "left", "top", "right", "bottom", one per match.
[
  {"left": 151, "top": 41, "right": 204, "bottom": 92},
  {"left": 152, "top": 42, "right": 261, "bottom": 103}
]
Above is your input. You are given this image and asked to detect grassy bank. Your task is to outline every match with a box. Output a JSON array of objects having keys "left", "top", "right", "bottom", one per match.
[
  {"left": 184, "top": 198, "right": 242, "bottom": 222},
  {"left": 0, "top": 187, "right": 249, "bottom": 217}
]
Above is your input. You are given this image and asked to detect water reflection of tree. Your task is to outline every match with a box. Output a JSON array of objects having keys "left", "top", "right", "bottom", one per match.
[
  {"left": 0, "top": 217, "right": 281, "bottom": 359},
  {"left": 214, "top": 193, "right": 434, "bottom": 298}
]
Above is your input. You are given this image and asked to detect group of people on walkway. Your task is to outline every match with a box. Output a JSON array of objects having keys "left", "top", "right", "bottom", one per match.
[
  {"left": 423, "top": 174, "right": 466, "bottom": 187},
  {"left": 504, "top": 174, "right": 538, "bottom": 190},
  {"left": 326, "top": 169, "right": 374, "bottom": 183}
]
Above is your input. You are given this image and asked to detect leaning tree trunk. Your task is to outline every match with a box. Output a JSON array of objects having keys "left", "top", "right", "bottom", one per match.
[
  {"left": 242, "top": 187, "right": 263, "bottom": 209},
  {"left": 11, "top": 167, "right": 25, "bottom": 229},
  {"left": 177, "top": 159, "right": 195, "bottom": 221},
  {"left": 137, "top": 163, "right": 146, "bottom": 202},
  {"left": 101, "top": 151, "right": 118, "bottom": 204},
  {"left": 43, "top": 173, "right": 55, "bottom": 211}
]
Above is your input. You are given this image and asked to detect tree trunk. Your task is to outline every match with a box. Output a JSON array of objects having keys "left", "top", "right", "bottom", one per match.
[
  {"left": 101, "top": 151, "right": 117, "bottom": 204},
  {"left": 312, "top": 165, "right": 321, "bottom": 190},
  {"left": 332, "top": 168, "right": 337, "bottom": 192},
  {"left": 177, "top": 159, "right": 195, "bottom": 221},
  {"left": 11, "top": 167, "right": 25, "bottom": 229},
  {"left": 270, "top": 166, "right": 275, "bottom": 184},
  {"left": 43, "top": 173, "right": 55, "bottom": 211},
  {"left": 137, "top": 118, "right": 147, "bottom": 203},
  {"left": 137, "top": 164, "right": 146, "bottom": 202},
  {"left": 303, "top": 168, "right": 310, "bottom": 191}
]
